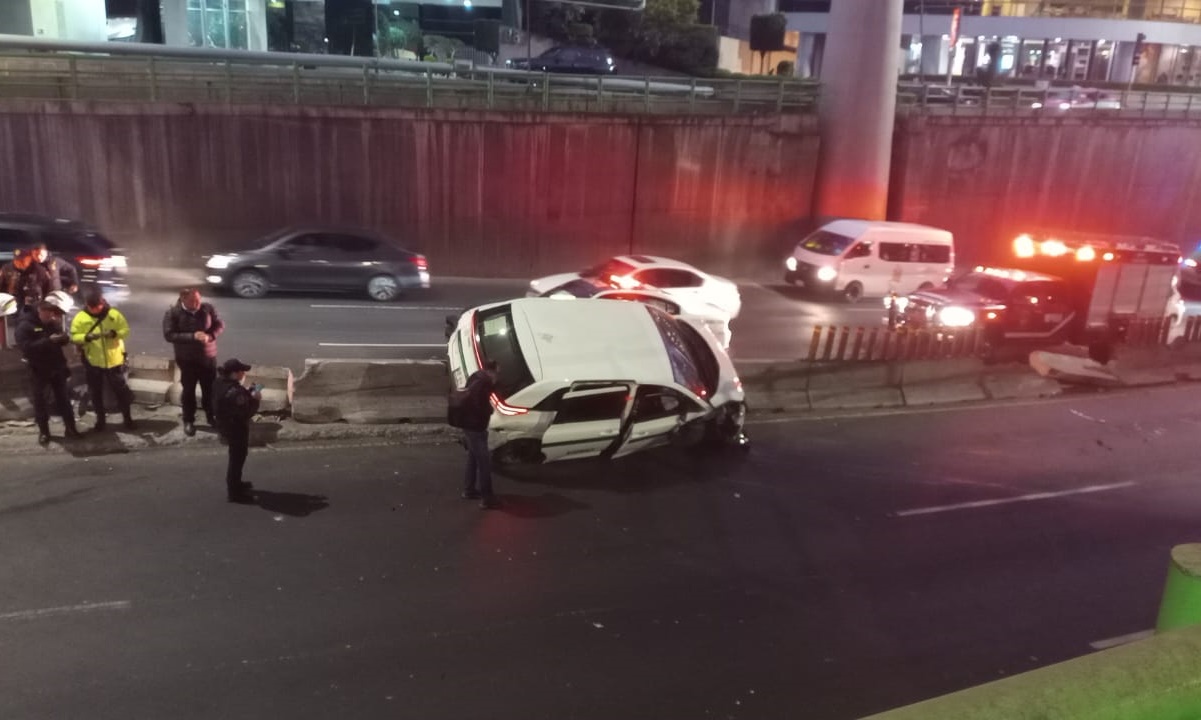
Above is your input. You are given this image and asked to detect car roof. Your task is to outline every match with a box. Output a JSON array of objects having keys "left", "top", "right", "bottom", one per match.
[
  {"left": 508, "top": 298, "right": 675, "bottom": 387},
  {"left": 821, "top": 219, "right": 953, "bottom": 238},
  {"left": 614, "top": 255, "right": 700, "bottom": 272},
  {"left": 0, "top": 213, "right": 92, "bottom": 230}
]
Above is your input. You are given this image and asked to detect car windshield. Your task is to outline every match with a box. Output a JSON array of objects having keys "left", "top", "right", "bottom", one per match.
[
  {"left": 544, "top": 279, "right": 604, "bottom": 299},
  {"left": 473, "top": 304, "right": 536, "bottom": 398},
  {"left": 43, "top": 227, "right": 117, "bottom": 254},
  {"left": 799, "top": 230, "right": 856, "bottom": 257},
  {"left": 947, "top": 273, "right": 1009, "bottom": 300},
  {"left": 646, "top": 306, "right": 719, "bottom": 399},
  {"left": 581, "top": 258, "right": 638, "bottom": 280},
  {"left": 255, "top": 228, "right": 295, "bottom": 250}
]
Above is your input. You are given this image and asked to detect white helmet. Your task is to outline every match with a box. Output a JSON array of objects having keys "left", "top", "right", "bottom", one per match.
[
  {"left": 0, "top": 293, "right": 15, "bottom": 317},
  {"left": 43, "top": 290, "right": 75, "bottom": 313}
]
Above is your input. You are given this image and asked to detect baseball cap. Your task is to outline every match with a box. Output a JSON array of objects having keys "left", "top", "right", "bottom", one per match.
[{"left": 222, "top": 358, "right": 252, "bottom": 373}]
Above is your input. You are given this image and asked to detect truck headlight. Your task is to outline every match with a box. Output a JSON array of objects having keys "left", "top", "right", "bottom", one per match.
[
  {"left": 816, "top": 266, "right": 837, "bottom": 282},
  {"left": 205, "top": 254, "right": 235, "bottom": 270},
  {"left": 785, "top": 257, "right": 797, "bottom": 272},
  {"left": 938, "top": 306, "right": 976, "bottom": 327}
]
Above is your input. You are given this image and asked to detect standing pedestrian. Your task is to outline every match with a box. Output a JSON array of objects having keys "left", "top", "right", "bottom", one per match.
[
  {"left": 213, "top": 358, "right": 260, "bottom": 504},
  {"left": 162, "top": 288, "right": 224, "bottom": 436},
  {"left": 32, "top": 242, "right": 79, "bottom": 295},
  {"left": 71, "top": 287, "right": 134, "bottom": 432},
  {"left": 458, "top": 359, "right": 501, "bottom": 509},
  {"left": 16, "top": 299, "right": 81, "bottom": 445},
  {"left": 1, "top": 248, "right": 55, "bottom": 320}
]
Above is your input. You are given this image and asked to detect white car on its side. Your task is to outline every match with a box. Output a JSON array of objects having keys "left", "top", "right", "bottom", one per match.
[
  {"left": 446, "top": 298, "right": 749, "bottom": 465},
  {"left": 536, "top": 277, "right": 734, "bottom": 350},
  {"left": 528, "top": 255, "right": 743, "bottom": 319}
]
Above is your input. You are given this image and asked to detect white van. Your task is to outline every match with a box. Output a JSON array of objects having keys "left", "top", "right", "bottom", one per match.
[{"left": 783, "top": 220, "right": 955, "bottom": 303}]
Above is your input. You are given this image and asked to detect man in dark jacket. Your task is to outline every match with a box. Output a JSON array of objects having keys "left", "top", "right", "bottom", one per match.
[
  {"left": 16, "top": 300, "right": 82, "bottom": 445},
  {"left": 213, "top": 358, "right": 260, "bottom": 504},
  {"left": 32, "top": 242, "right": 79, "bottom": 294},
  {"left": 460, "top": 360, "right": 500, "bottom": 509},
  {"left": 1, "top": 249, "right": 55, "bottom": 320},
  {"left": 163, "top": 288, "right": 225, "bottom": 436}
]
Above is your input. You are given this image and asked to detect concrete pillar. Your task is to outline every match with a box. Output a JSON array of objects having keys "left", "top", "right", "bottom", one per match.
[
  {"left": 246, "top": 0, "right": 268, "bottom": 51},
  {"left": 162, "top": 0, "right": 189, "bottom": 46},
  {"left": 814, "top": 0, "right": 903, "bottom": 221}
]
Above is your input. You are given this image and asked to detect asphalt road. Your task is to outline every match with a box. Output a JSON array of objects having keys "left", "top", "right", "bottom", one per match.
[
  {"left": 116, "top": 268, "right": 929, "bottom": 373},
  {"left": 3, "top": 385, "right": 1199, "bottom": 719}
]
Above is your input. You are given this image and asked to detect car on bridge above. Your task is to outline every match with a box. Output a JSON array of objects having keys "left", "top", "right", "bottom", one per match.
[
  {"left": 528, "top": 255, "right": 742, "bottom": 320},
  {"left": 506, "top": 46, "right": 617, "bottom": 75},
  {"left": 203, "top": 226, "right": 429, "bottom": 302},
  {"left": 535, "top": 277, "right": 733, "bottom": 350},
  {"left": 447, "top": 297, "right": 748, "bottom": 465}
]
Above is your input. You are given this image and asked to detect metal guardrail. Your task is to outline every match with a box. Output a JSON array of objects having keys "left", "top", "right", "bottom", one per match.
[
  {"left": 910, "top": 0, "right": 1201, "bottom": 24},
  {"left": 0, "top": 36, "right": 820, "bottom": 116},
  {"left": 898, "top": 82, "right": 1201, "bottom": 119}
]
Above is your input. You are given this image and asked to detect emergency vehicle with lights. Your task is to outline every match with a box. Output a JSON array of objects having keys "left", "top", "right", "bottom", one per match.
[
  {"left": 888, "top": 232, "right": 1186, "bottom": 361},
  {"left": 446, "top": 297, "right": 748, "bottom": 465}
]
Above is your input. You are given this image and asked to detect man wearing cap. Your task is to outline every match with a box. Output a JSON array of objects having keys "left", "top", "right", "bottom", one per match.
[
  {"left": 71, "top": 287, "right": 134, "bottom": 432},
  {"left": 0, "top": 248, "right": 55, "bottom": 319},
  {"left": 213, "top": 358, "right": 261, "bottom": 503},
  {"left": 163, "top": 288, "right": 225, "bottom": 436},
  {"left": 16, "top": 300, "right": 82, "bottom": 445}
]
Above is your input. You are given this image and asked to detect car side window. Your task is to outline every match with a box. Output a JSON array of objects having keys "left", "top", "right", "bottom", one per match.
[
  {"left": 630, "top": 386, "right": 699, "bottom": 422},
  {"left": 605, "top": 292, "right": 681, "bottom": 315},
  {"left": 280, "top": 234, "right": 323, "bottom": 252},
  {"left": 846, "top": 242, "right": 873, "bottom": 259},
  {"left": 558, "top": 48, "right": 581, "bottom": 63},
  {"left": 918, "top": 244, "right": 951, "bottom": 263},
  {"left": 553, "top": 388, "right": 627, "bottom": 424},
  {"left": 0, "top": 227, "right": 34, "bottom": 253},
  {"left": 635, "top": 269, "right": 703, "bottom": 288},
  {"left": 328, "top": 234, "right": 379, "bottom": 254}
]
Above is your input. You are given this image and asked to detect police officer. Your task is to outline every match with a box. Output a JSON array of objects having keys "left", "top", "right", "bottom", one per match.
[
  {"left": 213, "top": 358, "right": 260, "bottom": 503},
  {"left": 32, "top": 242, "right": 79, "bottom": 295},
  {"left": 16, "top": 299, "right": 81, "bottom": 445},
  {"left": 71, "top": 287, "right": 134, "bottom": 432},
  {"left": 163, "top": 288, "right": 224, "bottom": 436}
]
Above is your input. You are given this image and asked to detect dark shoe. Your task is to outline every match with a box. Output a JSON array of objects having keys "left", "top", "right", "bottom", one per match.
[
  {"left": 462, "top": 490, "right": 481, "bottom": 500},
  {"left": 64, "top": 428, "right": 83, "bottom": 440},
  {"left": 205, "top": 416, "right": 217, "bottom": 428},
  {"left": 184, "top": 422, "right": 196, "bottom": 437},
  {"left": 227, "top": 491, "right": 255, "bottom": 504},
  {"left": 123, "top": 418, "right": 136, "bottom": 431},
  {"left": 239, "top": 481, "right": 254, "bottom": 491},
  {"left": 480, "top": 496, "right": 501, "bottom": 510},
  {"left": 37, "top": 433, "right": 50, "bottom": 446},
  {"left": 93, "top": 419, "right": 106, "bottom": 432}
]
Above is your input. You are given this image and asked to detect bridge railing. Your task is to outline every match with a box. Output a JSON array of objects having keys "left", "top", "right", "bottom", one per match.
[
  {"left": 898, "top": 82, "right": 1201, "bottom": 119},
  {"left": 0, "top": 35, "right": 820, "bottom": 116}
]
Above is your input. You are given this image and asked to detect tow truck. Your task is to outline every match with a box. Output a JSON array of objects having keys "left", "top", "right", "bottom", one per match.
[{"left": 887, "top": 232, "right": 1186, "bottom": 362}]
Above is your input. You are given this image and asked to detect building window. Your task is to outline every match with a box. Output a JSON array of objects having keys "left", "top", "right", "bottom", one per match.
[{"left": 186, "top": 0, "right": 249, "bottom": 49}]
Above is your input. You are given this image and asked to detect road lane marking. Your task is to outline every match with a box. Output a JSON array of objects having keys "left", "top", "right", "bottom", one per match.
[
  {"left": 1089, "top": 629, "right": 1154, "bottom": 650},
  {"left": 0, "top": 600, "right": 131, "bottom": 622},
  {"left": 893, "top": 481, "right": 1136, "bottom": 517},
  {"left": 309, "top": 304, "right": 464, "bottom": 311},
  {"left": 317, "top": 343, "right": 444, "bottom": 348}
]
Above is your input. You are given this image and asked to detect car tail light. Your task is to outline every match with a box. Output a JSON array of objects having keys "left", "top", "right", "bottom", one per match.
[
  {"left": 490, "top": 393, "right": 528, "bottom": 416},
  {"left": 76, "top": 255, "right": 124, "bottom": 270},
  {"left": 413, "top": 255, "right": 428, "bottom": 271}
]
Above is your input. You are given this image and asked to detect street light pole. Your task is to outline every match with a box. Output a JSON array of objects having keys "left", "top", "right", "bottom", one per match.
[{"left": 526, "top": 0, "right": 532, "bottom": 61}]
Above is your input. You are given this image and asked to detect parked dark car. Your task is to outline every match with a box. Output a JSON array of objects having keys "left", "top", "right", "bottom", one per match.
[
  {"left": 203, "top": 226, "right": 430, "bottom": 301},
  {"left": 507, "top": 46, "right": 616, "bottom": 75},
  {"left": 0, "top": 213, "right": 129, "bottom": 302}
]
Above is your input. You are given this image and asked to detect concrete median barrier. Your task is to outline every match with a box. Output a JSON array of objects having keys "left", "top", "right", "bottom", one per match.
[
  {"left": 127, "top": 354, "right": 177, "bottom": 406},
  {"left": 246, "top": 364, "right": 293, "bottom": 414},
  {"left": 807, "top": 361, "right": 903, "bottom": 410},
  {"left": 292, "top": 359, "right": 448, "bottom": 424},
  {"left": 0, "top": 348, "right": 29, "bottom": 421},
  {"left": 900, "top": 358, "right": 987, "bottom": 406},
  {"left": 980, "top": 365, "right": 1063, "bottom": 401},
  {"left": 740, "top": 362, "right": 811, "bottom": 413}
]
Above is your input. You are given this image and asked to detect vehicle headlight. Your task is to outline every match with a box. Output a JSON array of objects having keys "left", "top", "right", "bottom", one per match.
[
  {"left": 816, "top": 266, "right": 837, "bottom": 282},
  {"left": 938, "top": 306, "right": 976, "bottom": 327},
  {"left": 1185, "top": 258, "right": 1198, "bottom": 268},
  {"left": 785, "top": 257, "right": 797, "bottom": 271},
  {"left": 205, "top": 254, "right": 235, "bottom": 270},
  {"left": 883, "top": 295, "right": 909, "bottom": 311}
]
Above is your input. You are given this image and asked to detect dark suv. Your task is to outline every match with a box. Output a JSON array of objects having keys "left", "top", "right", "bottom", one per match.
[
  {"left": 507, "top": 46, "right": 616, "bottom": 75},
  {"left": 0, "top": 214, "right": 130, "bottom": 301}
]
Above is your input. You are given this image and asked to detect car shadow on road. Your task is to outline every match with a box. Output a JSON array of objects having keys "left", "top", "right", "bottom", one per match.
[
  {"left": 496, "top": 446, "right": 747, "bottom": 493},
  {"left": 251, "top": 490, "right": 330, "bottom": 517}
]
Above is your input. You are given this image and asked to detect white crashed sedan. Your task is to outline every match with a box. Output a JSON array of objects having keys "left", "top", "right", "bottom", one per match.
[
  {"left": 536, "top": 277, "right": 733, "bottom": 350},
  {"left": 528, "top": 255, "right": 743, "bottom": 319},
  {"left": 447, "top": 298, "right": 749, "bottom": 465}
]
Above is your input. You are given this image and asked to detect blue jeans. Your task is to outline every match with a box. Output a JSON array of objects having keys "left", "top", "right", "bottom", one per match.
[{"left": 463, "top": 429, "right": 494, "bottom": 499}]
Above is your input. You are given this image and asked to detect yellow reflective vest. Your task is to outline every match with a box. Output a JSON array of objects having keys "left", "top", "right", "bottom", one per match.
[{"left": 70, "top": 306, "right": 130, "bottom": 369}]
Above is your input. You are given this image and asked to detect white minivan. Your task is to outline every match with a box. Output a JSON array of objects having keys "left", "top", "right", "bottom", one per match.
[{"left": 784, "top": 220, "right": 955, "bottom": 303}]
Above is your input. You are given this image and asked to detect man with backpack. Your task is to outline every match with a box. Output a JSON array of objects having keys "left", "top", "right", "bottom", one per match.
[
  {"left": 70, "top": 287, "right": 134, "bottom": 432},
  {"left": 451, "top": 360, "right": 501, "bottom": 509}
]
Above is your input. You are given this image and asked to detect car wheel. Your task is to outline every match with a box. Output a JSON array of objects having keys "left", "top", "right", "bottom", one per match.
[
  {"left": 367, "top": 275, "right": 401, "bottom": 302},
  {"left": 231, "top": 270, "right": 269, "bottom": 299},
  {"left": 843, "top": 281, "right": 864, "bottom": 304}
]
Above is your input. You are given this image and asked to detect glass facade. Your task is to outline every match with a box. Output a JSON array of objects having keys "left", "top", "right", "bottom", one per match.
[{"left": 186, "top": 0, "right": 250, "bottom": 49}]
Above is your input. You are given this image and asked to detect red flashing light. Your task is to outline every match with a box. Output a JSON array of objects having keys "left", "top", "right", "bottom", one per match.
[
  {"left": 413, "top": 255, "right": 429, "bottom": 270},
  {"left": 610, "top": 274, "right": 642, "bottom": 290},
  {"left": 490, "top": 393, "right": 528, "bottom": 416},
  {"left": 76, "top": 256, "right": 106, "bottom": 268}
]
